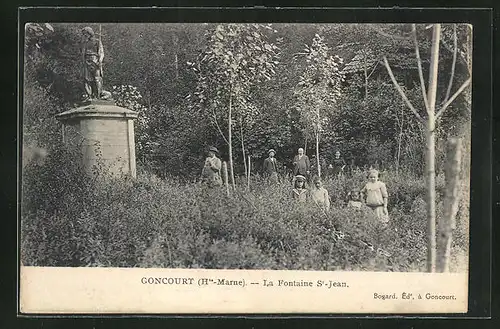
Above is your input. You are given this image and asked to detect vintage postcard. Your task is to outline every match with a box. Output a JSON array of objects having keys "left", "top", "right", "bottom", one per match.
[{"left": 20, "top": 19, "right": 474, "bottom": 314}]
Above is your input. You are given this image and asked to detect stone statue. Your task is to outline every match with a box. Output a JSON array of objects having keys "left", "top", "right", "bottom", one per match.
[{"left": 81, "top": 26, "right": 112, "bottom": 101}]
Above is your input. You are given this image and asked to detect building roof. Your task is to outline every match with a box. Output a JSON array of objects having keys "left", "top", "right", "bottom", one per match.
[{"left": 341, "top": 49, "right": 418, "bottom": 75}]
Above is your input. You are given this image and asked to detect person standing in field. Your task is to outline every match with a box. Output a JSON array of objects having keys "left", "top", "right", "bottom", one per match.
[
  {"left": 291, "top": 175, "right": 308, "bottom": 203},
  {"left": 293, "top": 148, "right": 310, "bottom": 181},
  {"left": 346, "top": 187, "right": 363, "bottom": 209},
  {"left": 310, "top": 176, "right": 330, "bottom": 212},
  {"left": 360, "top": 169, "right": 389, "bottom": 223},
  {"left": 201, "top": 146, "right": 222, "bottom": 188},
  {"left": 263, "top": 149, "right": 279, "bottom": 184},
  {"left": 328, "top": 150, "right": 346, "bottom": 178}
]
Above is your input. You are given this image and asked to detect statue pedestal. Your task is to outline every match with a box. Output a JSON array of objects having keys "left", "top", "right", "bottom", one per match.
[{"left": 55, "top": 100, "right": 139, "bottom": 178}]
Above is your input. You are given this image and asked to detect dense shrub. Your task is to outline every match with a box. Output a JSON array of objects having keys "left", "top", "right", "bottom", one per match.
[{"left": 21, "top": 164, "right": 468, "bottom": 272}]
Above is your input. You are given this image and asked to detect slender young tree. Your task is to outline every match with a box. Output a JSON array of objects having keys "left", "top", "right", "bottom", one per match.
[
  {"left": 294, "top": 34, "right": 344, "bottom": 178},
  {"left": 190, "top": 24, "right": 280, "bottom": 188},
  {"left": 383, "top": 24, "right": 471, "bottom": 272},
  {"left": 438, "top": 137, "right": 462, "bottom": 272}
]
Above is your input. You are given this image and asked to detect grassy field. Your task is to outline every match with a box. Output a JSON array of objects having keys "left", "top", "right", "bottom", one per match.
[{"left": 21, "top": 152, "right": 469, "bottom": 272}]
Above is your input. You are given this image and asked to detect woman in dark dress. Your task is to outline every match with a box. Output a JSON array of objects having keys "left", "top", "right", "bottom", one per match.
[{"left": 328, "top": 150, "right": 346, "bottom": 178}]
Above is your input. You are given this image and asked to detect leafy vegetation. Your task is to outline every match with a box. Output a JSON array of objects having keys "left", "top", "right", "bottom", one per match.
[
  {"left": 21, "top": 159, "right": 468, "bottom": 271},
  {"left": 21, "top": 23, "right": 471, "bottom": 271},
  {"left": 294, "top": 33, "right": 345, "bottom": 177}
]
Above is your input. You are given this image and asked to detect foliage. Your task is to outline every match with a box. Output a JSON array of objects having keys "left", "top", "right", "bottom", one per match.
[
  {"left": 111, "top": 84, "right": 153, "bottom": 161},
  {"left": 23, "top": 23, "right": 68, "bottom": 150},
  {"left": 21, "top": 23, "right": 472, "bottom": 271},
  {"left": 24, "top": 23, "right": 55, "bottom": 60},
  {"left": 23, "top": 23, "right": 472, "bottom": 178},
  {"left": 328, "top": 76, "right": 426, "bottom": 171},
  {"left": 189, "top": 23, "right": 281, "bottom": 181},
  {"left": 190, "top": 24, "right": 280, "bottom": 118},
  {"left": 27, "top": 23, "right": 85, "bottom": 106},
  {"left": 22, "top": 79, "right": 62, "bottom": 151},
  {"left": 21, "top": 165, "right": 467, "bottom": 272},
  {"left": 294, "top": 34, "right": 345, "bottom": 142}
]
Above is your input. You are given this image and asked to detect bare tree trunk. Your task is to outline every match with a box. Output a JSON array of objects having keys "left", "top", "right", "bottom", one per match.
[
  {"left": 240, "top": 117, "right": 247, "bottom": 179},
  {"left": 173, "top": 33, "right": 179, "bottom": 80},
  {"left": 247, "top": 155, "right": 251, "bottom": 189},
  {"left": 412, "top": 24, "right": 430, "bottom": 113},
  {"left": 443, "top": 24, "right": 458, "bottom": 104},
  {"left": 437, "top": 138, "right": 462, "bottom": 272},
  {"left": 460, "top": 26, "right": 472, "bottom": 245},
  {"left": 385, "top": 24, "right": 470, "bottom": 274},
  {"left": 396, "top": 100, "right": 404, "bottom": 176},
  {"left": 466, "top": 25, "right": 472, "bottom": 75},
  {"left": 147, "top": 90, "right": 152, "bottom": 111},
  {"left": 425, "top": 24, "right": 441, "bottom": 273},
  {"left": 228, "top": 85, "right": 235, "bottom": 189},
  {"left": 316, "top": 108, "right": 321, "bottom": 178},
  {"left": 222, "top": 161, "right": 229, "bottom": 197},
  {"left": 316, "top": 132, "right": 321, "bottom": 178},
  {"left": 304, "top": 136, "right": 308, "bottom": 154},
  {"left": 174, "top": 56, "right": 179, "bottom": 79},
  {"left": 458, "top": 119, "right": 471, "bottom": 264},
  {"left": 363, "top": 50, "right": 368, "bottom": 100}
]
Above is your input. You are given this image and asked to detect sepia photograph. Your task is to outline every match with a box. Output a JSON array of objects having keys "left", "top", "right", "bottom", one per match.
[{"left": 19, "top": 19, "right": 475, "bottom": 314}]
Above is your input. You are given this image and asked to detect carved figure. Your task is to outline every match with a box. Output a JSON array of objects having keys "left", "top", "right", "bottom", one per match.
[{"left": 81, "top": 26, "right": 111, "bottom": 100}]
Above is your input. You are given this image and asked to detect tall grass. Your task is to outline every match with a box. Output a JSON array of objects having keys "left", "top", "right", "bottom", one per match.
[{"left": 20, "top": 151, "right": 468, "bottom": 272}]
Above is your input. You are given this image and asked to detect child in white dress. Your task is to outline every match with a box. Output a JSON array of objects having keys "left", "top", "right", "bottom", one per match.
[{"left": 360, "top": 169, "right": 389, "bottom": 223}]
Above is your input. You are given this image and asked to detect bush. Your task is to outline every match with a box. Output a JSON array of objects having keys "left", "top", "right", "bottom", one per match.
[{"left": 20, "top": 165, "right": 468, "bottom": 272}]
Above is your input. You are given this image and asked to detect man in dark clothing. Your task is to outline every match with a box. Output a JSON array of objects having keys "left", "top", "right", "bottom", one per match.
[
  {"left": 293, "top": 148, "right": 310, "bottom": 180},
  {"left": 263, "top": 149, "right": 279, "bottom": 183}
]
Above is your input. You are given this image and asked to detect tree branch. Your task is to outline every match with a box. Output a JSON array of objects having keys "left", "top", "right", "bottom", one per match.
[
  {"left": 382, "top": 56, "right": 425, "bottom": 123},
  {"left": 366, "top": 60, "right": 379, "bottom": 80},
  {"left": 436, "top": 78, "right": 471, "bottom": 119},
  {"left": 441, "top": 37, "right": 468, "bottom": 69},
  {"left": 465, "top": 24, "right": 473, "bottom": 75},
  {"left": 443, "top": 24, "right": 458, "bottom": 105},
  {"left": 211, "top": 108, "right": 229, "bottom": 145},
  {"left": 412, "top": 24, "right": 430, "bottom": 113}
]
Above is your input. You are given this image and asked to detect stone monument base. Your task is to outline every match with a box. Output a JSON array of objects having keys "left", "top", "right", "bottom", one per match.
[{"left": 55, "top": 101, "right": 139, "bottom": 178}]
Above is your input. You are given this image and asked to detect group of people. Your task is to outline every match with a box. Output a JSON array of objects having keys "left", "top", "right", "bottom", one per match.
[
  {"left": 201, "top": 146, "right": 389, "bottom": 223},
  {"left": 263, "top": 147, "right": 348, "bottom": 182},
  {"left": 291, "top": 174, "right": 331, "bottom": 212},
  {"left": 290, "top": 169, "right": 389, "bottom": 223}
]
